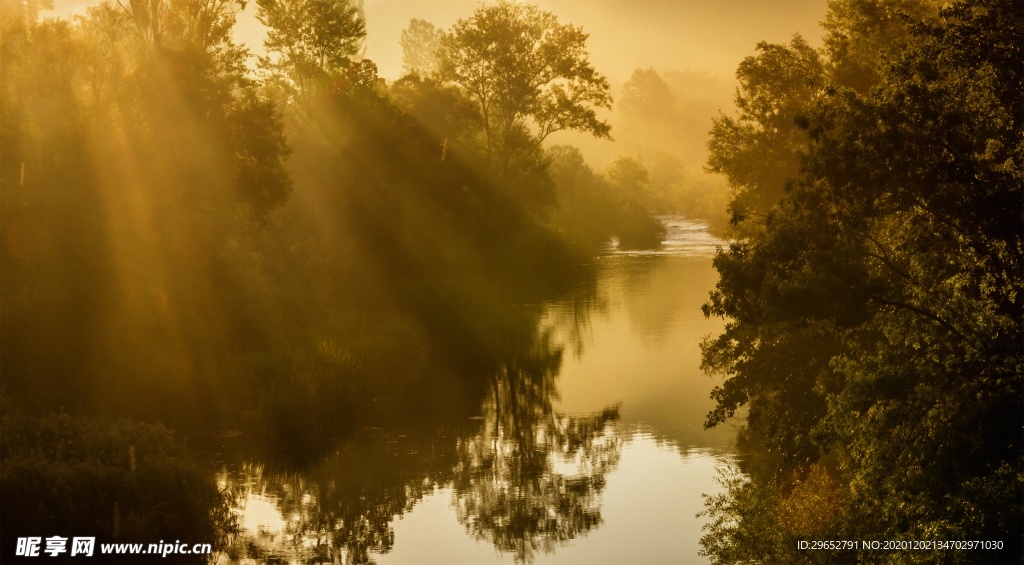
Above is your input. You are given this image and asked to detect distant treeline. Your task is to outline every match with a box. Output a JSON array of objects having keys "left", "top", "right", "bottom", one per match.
[{"left": 699, "top": 0, "right": 1022, "bottom": 562}]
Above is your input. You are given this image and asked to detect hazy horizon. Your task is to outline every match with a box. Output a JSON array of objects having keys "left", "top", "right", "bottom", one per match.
[{"left": 50, "top": 0, "right": 827, "bottom": 84}]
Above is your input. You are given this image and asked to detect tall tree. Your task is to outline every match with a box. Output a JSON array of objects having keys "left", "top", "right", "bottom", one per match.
[
  {"left": 437, "top": 0, "right": 612, "bottom": 178},
  {"left": 617, "top": 68, "right": 675, "bottom": 157},
  {"left": 256, "top": 0, "right": 366, "bottom": 100},
  {"left": 399, "top": 18, "right": 443, "bottom": 77},
  {"left": 706, "top": 35, "right": 824, "bottom": 235}
]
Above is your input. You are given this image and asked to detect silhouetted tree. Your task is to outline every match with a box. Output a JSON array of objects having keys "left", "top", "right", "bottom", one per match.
[
  {"left": 256, "top": 0, "right": 366, "bottom": 101},
  {"left": 706, "top": 35, "right": 824, "bottom": 234},
  {"left": 437, "top": 0, "right": 612, "bottom": 184},
  {"left": 399, "top": 18, "right": 443, "bottom": 77}
]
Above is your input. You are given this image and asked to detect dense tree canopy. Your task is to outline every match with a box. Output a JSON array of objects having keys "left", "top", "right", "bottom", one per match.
[
  {"left": 706, "top": 35, "right": 824, "bottom": 234},
  {"left": 701, "top": 1, "right": 1022, "bottom": 561}
]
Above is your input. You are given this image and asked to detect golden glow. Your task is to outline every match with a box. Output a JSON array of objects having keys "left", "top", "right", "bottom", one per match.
[
  {"left": 362, "top": 0, "right": 826, "bottom": 82},
  {"left": 53, "top": 1, "right": 828, "bottom": 83}
]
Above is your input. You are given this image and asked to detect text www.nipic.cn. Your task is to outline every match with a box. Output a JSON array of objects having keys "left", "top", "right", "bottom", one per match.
[{"left": 15, "top": 537, "right": 212, "bottom": 559}]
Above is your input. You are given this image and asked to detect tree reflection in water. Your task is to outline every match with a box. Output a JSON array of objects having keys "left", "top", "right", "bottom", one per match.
[
  {"left": 218, "top": 329, "right": 622, "bottom": 564},
  {"left": 453, "top": 330, "right": 622, "bottom": 564},
  {"left": 218, "top": 424, "right": 467, "bottom": 564}
]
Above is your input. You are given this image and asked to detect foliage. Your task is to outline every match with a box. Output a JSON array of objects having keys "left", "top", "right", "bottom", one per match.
[
  {"left": 545, "top": 145, "right": 616, "bottom": 252},
  {"left": 438, "top": 0, "right": 612, "bottom": 184},
  {"left": 822, "top": 0, "right": 941, "bottom": 91},
  {"left": 256, "top": 0, "right": 366, "bottom": 100},
  {"left": 0, "top": 409, "right": 232, "bottom": 563},
  {"left": 707, "top": 35, "right": 824, "bottom": 234},
  {"left": 400, "top": 18, "right": 444, "bottom": 77},
  {"left": 389, "top": 73, "right": 480, "bottom": 157},
  {"left": 700, "top": 464, "right": 851, "bottom": 564},
  {"left": 0, "top": 0, "right": 292, "bottom": 421},
  {"left": 702, "top": 0, "right": 1022, "bottom": 561},
  {"left": 545, "top": 147, "right": 667, "bottom": 252},
  {"left": 603, "top": 157, "right": 667, "bottom": 248}
]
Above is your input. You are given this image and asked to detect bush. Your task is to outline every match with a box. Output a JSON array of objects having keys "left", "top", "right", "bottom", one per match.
[
  {"left": 616, "top": 204, "right": 667, "bottom": 249},
  {"left": 1, "top": 410, "right": 232, "bottom": 563}
]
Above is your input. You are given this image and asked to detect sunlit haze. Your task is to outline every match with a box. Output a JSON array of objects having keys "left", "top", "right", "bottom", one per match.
[
  {"left": 8, "top": 1, "right": 1017, "bottom": 563},
  {"left": 52, "top": 0, "right": 826, "bottom": 82}
]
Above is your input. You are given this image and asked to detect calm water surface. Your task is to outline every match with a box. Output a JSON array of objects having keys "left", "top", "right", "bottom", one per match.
[{"left": 213, "top": 218, "right": 736, "bottom": 564}]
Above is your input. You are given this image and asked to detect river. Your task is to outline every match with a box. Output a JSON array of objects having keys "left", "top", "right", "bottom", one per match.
[{"left": 212, "top": 217, "right": 737, "bottom": 564}]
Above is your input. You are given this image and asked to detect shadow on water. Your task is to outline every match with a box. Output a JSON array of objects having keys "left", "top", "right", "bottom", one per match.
[
  {"left": 212, "top": 333, "right": 623, "bottom": 563},
  {"left": 210, "top": 217, "right": 727, "bottom": 564},
  {"left": 209, "top": 260, "right": 623, "bottom": 563}
]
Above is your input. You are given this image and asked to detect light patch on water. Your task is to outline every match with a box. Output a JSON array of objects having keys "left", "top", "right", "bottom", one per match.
[
  {"left": 543, "top": 433, "right": 731, "bottom": 564},
  {"left": 375, "top": 486, "right": 509, "bottom": 564},
  {"left": 609, "top": 216, "right": 726, "bottom": 257},
  {"left": 237, "top": 493, "right": 287, "bottom": 536},
  {"left": 375, "top": 431, "right": 733, "bottom": 564}
]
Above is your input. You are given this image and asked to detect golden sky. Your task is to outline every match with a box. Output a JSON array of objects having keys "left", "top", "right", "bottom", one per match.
[
  {"left": 359, "top": 0, "right": 827, "bottom": 81},
  {"left": 50, "top": 0, "right": 826, "bottom": 82}
]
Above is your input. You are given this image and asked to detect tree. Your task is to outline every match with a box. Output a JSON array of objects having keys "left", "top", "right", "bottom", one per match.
[
  {"left": 701, "top": 0, "right": 1022, "bottom": 560},
  {"left": 617, "top": 68, "right": 675, "bottom": 159},
  {"left": 437, "top": 0, "right": 612, "bottom": 177},
  {"left": 605, "top": 157, "right": 650, "bottom": 201},
  {"left": 0, "top": 0, "right": 292, "bottom": 414},
  {"left": 822, "top": 0, "right": 941, "bottom": 91},
  {"left": 706, "top": 35, "right": 824, "bottom": 234},
  {"left": 399, "top": 18, "right": 443, "bottom": 77},
  {"left": 256, "top": 0, "right": 366, "bottom": 99}
]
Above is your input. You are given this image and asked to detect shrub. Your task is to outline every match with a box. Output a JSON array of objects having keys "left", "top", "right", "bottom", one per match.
[{"left": 1, "top": 410, "right": 232, "bottom": 563}]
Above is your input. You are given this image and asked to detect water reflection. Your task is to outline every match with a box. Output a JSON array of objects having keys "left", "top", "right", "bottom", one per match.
[
  {"left": 215, "top": 329, "right": 623, "bottom": 564},
  {"left": 216, "top": 408, "right": 622, "bottom": 564},
  {"left": 452, "top": 384, "right": 621, "bottom": 562},
  {"left": 217, "top": 426, "right": 464, "bottom": 563},
  {"left": 551, "top": 219, "right": 735, "bottom": 452},
  {"left": 214, "top": 218, "right": 731, "bottom": 564}
]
